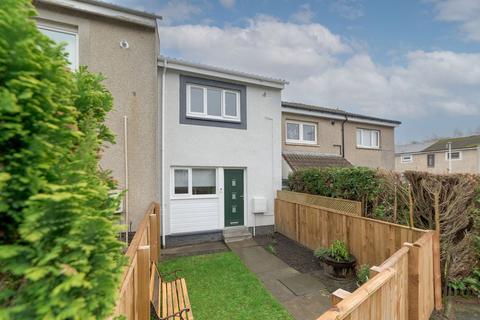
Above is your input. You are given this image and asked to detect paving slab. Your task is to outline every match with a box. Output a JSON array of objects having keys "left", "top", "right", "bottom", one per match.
[
  {"left": 261, "top": 278, "right": 298, "bottom": 303},
  {"left": 283, "top": 290, "right": 332, "bottom": 320},
  {"left": 230, "top": 239, "right": 332, "bottom": 320},
  {"left": 257, "top": 267, "right": 300, "bottom": 282},
  {"left": 279, "top": 273, "right": 326, "bottom": 296},
  {"left": 230, "top": 245, "right": 290, "bottom": 274},
  {"left": 161, "top": 241, "right": 228, "bottom": 259},
  {"left": 226, "top": 238, "right": 258, "bottom": 249}
]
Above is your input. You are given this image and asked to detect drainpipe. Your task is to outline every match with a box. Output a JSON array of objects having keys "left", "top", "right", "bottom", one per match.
[
  {"left": 123, "top": 116, "right": 129, "bottom": 245},
  {"left": 447, "top": 142, "right": 452, "bottom": 173},
  {"left": 161, "top": 58, "right": 167, "bottom": 247},
  {"left": 341, "top": 114, "right": 348, "bottom": 158}
]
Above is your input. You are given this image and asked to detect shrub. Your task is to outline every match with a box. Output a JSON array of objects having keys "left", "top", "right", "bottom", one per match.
[
  {"left": 356, "top": 264, "right": 370, "bottom": 286},
  {"left": 291, "top": 166, "right": 480, "bottom": 296},
  {"left": 314, "top": 240, "right": 351, "bottom": 262},
  {"left": 0, "top": 1, "right": 124, "bottom": 319},
  {"left": 288, "top": 167, "right": 381, "bottom": 212}
]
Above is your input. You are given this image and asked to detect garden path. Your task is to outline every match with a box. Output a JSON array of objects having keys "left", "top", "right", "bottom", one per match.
[{"left": 228, "top": 239, "right": 332, "bottom": 320}]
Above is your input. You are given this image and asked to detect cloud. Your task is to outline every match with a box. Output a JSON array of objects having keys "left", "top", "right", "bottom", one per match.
[
  {"left": 160, "top": 15, "right": 480, "bottom": 121},
  {"left": 219, "top": 0, "right": 235, "bottom": 9},
  {"left": 330, "top": 0, "right": 364, "bottom": 20},
  {"left": 431, "top": 0, "right": 480, "bottom": 41},
  {"left": 290, "top": 4, "right": 315, "bottom": 24},
  {"left": 157, "top": 0, "right": 202, "bottom": 24}
]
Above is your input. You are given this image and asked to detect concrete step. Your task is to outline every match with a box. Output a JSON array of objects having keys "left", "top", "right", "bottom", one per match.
[{"left": 223, "top": 227, "right": 252, "bottom": 243}]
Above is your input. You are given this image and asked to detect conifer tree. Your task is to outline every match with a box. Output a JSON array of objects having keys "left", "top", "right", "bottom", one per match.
[{"left": 0, "top": 1, "right": 124, "bottom": 318}]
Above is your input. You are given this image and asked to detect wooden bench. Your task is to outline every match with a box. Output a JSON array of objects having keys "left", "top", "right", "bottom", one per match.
[{"left": 150, "top": 262, "right": 194, "bottom": 320}]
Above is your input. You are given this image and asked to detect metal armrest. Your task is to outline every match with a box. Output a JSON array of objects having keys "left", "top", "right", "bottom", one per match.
[{"left": 160, "top": 308, "right": 189, "bottom": 320}]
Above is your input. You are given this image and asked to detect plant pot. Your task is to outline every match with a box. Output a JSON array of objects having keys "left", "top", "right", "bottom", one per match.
[{"left": 319, "top": 255, "right": 357, "bottom": 279}]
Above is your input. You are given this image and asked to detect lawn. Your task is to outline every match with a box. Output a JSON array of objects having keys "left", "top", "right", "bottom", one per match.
[{"left": 159, "top": 251, "right": 292, "bottom": 320}]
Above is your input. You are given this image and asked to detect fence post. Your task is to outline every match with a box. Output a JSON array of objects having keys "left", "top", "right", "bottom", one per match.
[
  {"left": 295, "top": 203, "right": 299, "bottom": 242},
  {"left": 331, "top": 288, "right": 350, "bottom": 305},
  {"left": 154, "top": 202, "right": 161, "bottom": 255},
  {"left": 405, "top": 242, "right": 420, "bottom": 320},
  {"left": 432, "top": 231, "right": 443, "bottom": 311},
  {"left": 149, "top": 214, "right": 158, "bottom": 263},
  {"left": 137, "top": 245, "right": 150, "bottom": 320}
]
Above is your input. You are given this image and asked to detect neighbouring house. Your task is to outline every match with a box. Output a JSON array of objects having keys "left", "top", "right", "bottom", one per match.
[
  {"left": 158, "top": 57, "right": 286, "bottom": 246},
  {"left": 395, "top": 135, "right": 480, "bottom": 174},
  {"left": 281, "top": 102, "right": 401, "bottom": 181},
  {"left": 33, "top": 0, "right": 160, "bottom": 230}
]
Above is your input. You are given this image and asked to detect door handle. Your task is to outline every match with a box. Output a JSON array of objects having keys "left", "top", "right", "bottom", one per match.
[{"left": 240, "top": 195, "right": 244, "bottom": 198}]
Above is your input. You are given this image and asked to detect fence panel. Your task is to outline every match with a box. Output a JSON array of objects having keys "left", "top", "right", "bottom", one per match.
[
  {"left": 276, "top": 198, "right": 427, "bottom": 267},
  {"left": 112, "top": 202, "right": 161, "bottom": 320},
  {"left": 275, "top": 193, "right": 440, "bottom": 320},
  {"left": 277, "top": 190, "right": 363, "bottom": 216}
]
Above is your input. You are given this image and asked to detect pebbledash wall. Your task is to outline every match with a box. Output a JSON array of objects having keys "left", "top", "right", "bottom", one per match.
[
  {"left": 159, "top": 61, "right": 284, "bottom": 245},
  {"left": 34, "top": 0, "right": 160, "bottom": 230},
  {"left": 395, "top": 148, "right": 480, "bottom": 174}
]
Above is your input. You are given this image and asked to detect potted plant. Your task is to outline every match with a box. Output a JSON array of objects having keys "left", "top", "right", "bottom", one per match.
[
  {"left": 314, "top": 240, "right": 357, "bottom": 278},
  {"left": 356, "top": 264, "right": 370, "bottom": 287}
]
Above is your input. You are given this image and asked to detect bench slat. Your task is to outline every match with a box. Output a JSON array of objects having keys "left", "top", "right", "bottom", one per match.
[
  {"left": 161, "top": 281, "right": 167, "bottom": 319},
  {"left": 172, "top": 279, "right": 179, "bottom": 320},
  {"left": 166, "top": 281, "right": 173, "bottom": 318},
  {"left": 180, "top": 278, "right": 193, "bottom": 320},
  {"left": 176, "top": 279, "right": 186, "bottom": 313}
]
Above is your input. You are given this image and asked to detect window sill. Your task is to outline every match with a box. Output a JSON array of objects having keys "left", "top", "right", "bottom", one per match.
[
  {"left": 356, "top": 146, "right": 381, "bottom": 150},
  {"left": 186, "top": 114, "right": 241, "bottom": 124},
  {"left": 171, "top": 195, "right": 219, "bottom": 200},
  {"left": 285, "top": 141, "right": 318, "bottom": 146}
]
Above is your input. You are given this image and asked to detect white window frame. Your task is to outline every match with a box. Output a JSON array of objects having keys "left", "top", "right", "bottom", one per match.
[
  {"left": 38, "top": 24, "right": 79, "bottom": 70},
  {"left": 401, "top": 154, "right": 413, "bottom": 163},
  {"left": 445, "top": 151, "right": 462, "bottom": 161},
  {"left": 356, "top": 128, "right": 380, "bottom": 149},
  {"left": 285, "top": 120, "right": 317, "bottom": 145},
  {"left": 186, "top": 84, "right": 241, "bottom": 122},
  {"left": 171, "top": 167, "right": 218, "bottom": 199}
]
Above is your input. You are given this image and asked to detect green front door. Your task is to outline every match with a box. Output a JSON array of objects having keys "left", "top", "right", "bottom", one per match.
[{"left": 224, "top": 169, "right": 244, "bottom": 227}]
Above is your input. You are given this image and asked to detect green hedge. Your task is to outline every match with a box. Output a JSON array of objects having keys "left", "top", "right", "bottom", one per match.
[
  {"left": 287, "top": 167, "right": 381, "bottom": 207},
  {"left": 0, "top": 1, "right": 124, "bottom": 319}
]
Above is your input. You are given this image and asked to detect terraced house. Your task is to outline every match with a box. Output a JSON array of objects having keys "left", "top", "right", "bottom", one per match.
[
  {"left": 396, "top": 135, "right": 480, "bottom": 174},
  {"left": 33, "top": 0, "right": 401, "bottom": 247},
  {"left": 281, "top": 102, "right": 401, "bottom": 181}
]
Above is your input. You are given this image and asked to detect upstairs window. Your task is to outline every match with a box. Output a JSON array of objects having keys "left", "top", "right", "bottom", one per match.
[
  {"left": 401, "top": 155, "right": 413, "bottom": 163},
  {"left": 286, "top": 120, "right": 317, "bottom": 144},
  {"left": 446, "top": 151, "right": 462, "bottom": 160},
  {"left": 186, "top": 84, "right": 240, "bottom": 122},
  {"left": 38, "top": 25, "right": 78, "bottom": 70},
  {"left": 427, "top": 154, "right": 435, "bottom": 167},
  {"left": 356, "top": 128, "right": 380, "bottom": 149}
]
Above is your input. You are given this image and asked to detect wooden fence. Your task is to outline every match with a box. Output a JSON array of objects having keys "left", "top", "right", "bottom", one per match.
[
  {"left": 275, "top": 192, "right": 442, "bottom": 320},
  {"left": 277, "top": 190, "right": 363, "bottom": 216},
  {"left": 112, "top": 202, "right": 160, "bottom": 320}
]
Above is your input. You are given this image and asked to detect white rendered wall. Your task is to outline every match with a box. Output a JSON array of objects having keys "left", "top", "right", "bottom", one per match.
[{"left": 162, "top": 70, "right": 282, "bottom": 235}]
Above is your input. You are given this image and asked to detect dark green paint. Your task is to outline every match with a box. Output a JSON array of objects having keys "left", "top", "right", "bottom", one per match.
[{"left": 224, "top": 169, "right": 244, "bottom": 227}]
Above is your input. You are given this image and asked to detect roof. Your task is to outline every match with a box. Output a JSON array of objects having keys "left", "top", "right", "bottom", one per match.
[
  {"left": 36, "top": 0, "right": 161, "bottom": 28},
  {"left": 283, "top": 152, "right": 352, "bottom": 171},
  {"left": 423, "top": 135, "right": 480, "bottom": 152},
  {"left": 158, "top": 56, "right": 288, "bottom": 89},
  {"left": 395, "top": 141, "right": 437, "bottom": 154},
  {"left": 282, "top": 101, "right": 402, "bottom": 126}
]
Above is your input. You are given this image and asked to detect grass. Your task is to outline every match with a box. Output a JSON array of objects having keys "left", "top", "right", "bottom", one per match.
[{"left": 159, "top": 251, "right": 292, "bottom": 320}]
